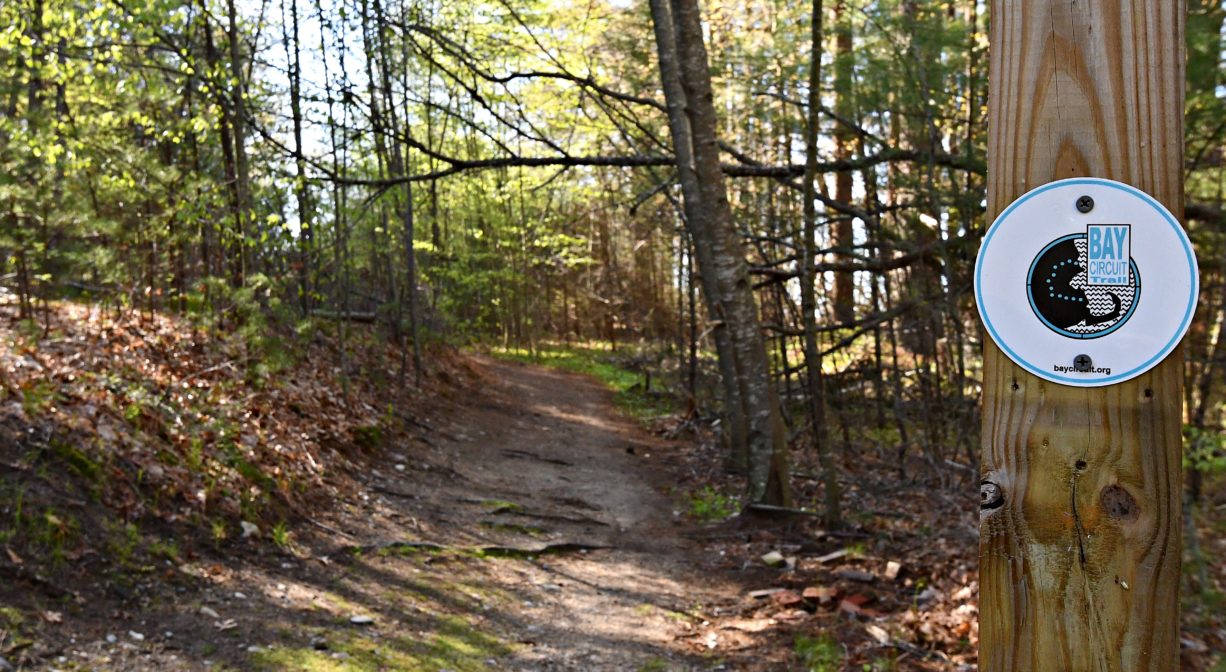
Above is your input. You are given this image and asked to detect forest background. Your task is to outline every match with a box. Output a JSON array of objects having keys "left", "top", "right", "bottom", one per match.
[{"left": 1, "top": 0, "right": 1226, "bottom": 668}]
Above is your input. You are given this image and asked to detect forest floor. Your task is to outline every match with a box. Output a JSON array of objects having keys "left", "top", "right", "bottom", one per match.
[{"left": 0, "top": 303, "right": 1222, "bottom": 671}]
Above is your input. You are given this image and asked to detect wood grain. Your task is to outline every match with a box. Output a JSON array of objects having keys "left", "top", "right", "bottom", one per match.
[{"left": 980, "top": 2, "right": 1184, "bottom": 670}]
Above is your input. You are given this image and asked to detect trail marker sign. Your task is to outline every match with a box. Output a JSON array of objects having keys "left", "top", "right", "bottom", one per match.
[{"left": 975, "top": 177, "right": 1198, "bottom": 387}]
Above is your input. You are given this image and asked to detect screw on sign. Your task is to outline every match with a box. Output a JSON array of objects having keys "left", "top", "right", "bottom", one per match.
[{"left": 1073, "top": 354, "right": 1092, "bottom": 372}]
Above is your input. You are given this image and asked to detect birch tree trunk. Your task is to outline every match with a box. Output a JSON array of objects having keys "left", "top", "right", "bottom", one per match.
[
  {"left": 669, "top": 0, "right": 791, "bottom": 504},
  {"left": 647, "top": 0, "right": 750, "bottom": 473}
]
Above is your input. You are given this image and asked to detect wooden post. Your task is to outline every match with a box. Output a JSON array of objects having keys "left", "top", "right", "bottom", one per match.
[{"left": 980, "top": 2, "right": 1184, "bottom": 670}]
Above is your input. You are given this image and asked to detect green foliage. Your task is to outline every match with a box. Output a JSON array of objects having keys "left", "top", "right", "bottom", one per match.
[
  {"left": 49, "top": 439, "right": 102, "bottom": 483},
  {"left": 20, "top": 380, "right": 60, "bottom": 417},
  {"left": 686, "top": 486, "right": 739, "bottom": 522},
  {"left": 6, "top": 500, "right": 81, "bottom": 564},
  {"left": 270, "top": 521, "right": 294, "bottom": 551},
  {"left": 148, "top": 536, "right": 180, "bottom": 562},
  {"left": 211, "top": 520, "right": 229, "bottom": 543},
  {"left": 863, "top": 654, "right": 898, "bottom": 671},
  {"left": 1185, "top": 426, "right": 1226, "bottom": 475},
  {"left": 491, "top": 343, "right": 676, "bottom": 421},
  {"left": 795, "top": 633, "right": 843, "bottom": 672},
  {"left": 352, "top": 424, "right": 383, "bottom": 450},
  {"left": 0, "top": 605, "right": 33, "bottom": 654},
  {"left": 104, "top": 521, "right": 141, "bottom": 568}
]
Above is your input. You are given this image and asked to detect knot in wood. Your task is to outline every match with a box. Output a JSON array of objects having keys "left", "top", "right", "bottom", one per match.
[
  {"left": 1100, "top": 484, "right": 1139, "bottom": 522},
  {"left": 980, "top": 481, "right": 1004, "bottom": 511}
]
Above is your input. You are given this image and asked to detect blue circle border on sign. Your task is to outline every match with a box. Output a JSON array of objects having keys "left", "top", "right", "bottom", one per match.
[{"left": 975, "top": 178, "right": 1197, "bottom": 385}]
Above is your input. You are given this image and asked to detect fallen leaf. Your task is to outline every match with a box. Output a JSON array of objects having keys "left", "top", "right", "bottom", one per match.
[
  {"left": 802, "top": 586, "right": 838, "bottom": 605},
  {"left": 866, "top": 624, "right": 890, "bottom": 644},
  {"left": 770, "top": 590, "right": 804, "bottom": 608},
  {"left": 843, "top": 593, "right": 872, "bottom": 607},
  {"left": 773, "top": 609, "right": 809, "bottom": 622},
  {"left": 813, "top": 548, "right": 850, "bottom": 564},
  {"left": 722, "top": 618, "right": 774, "bottom": 633},
  {"left": 761, "top": 550, "right": 785, "bottom": 567},
  {"left": 884, "top": 560, "right": 902, "bottom": 580},
  {"left": 839, "top": 593, "right": 884, "bottom": 617},
  {"left": 839, "top": 599, "right": 862, "bottom": 616}
]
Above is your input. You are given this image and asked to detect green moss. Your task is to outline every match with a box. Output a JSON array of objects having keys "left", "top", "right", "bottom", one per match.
[
  {"left": 0, "top": 605, "right": 26, "bottom": 629},
  {"left": 479, "top": 499, "right": 522, "bottom": 513},
  {"left": 478, "top": 522, "right": 546, "bottom": 537},
  {"left": 638, "top": 658, "right": 670, "bottom": 672},
  {"left": 795, "top": 633, "right": 843, "bottom": 672},
  {"left": 250, "top": 616, "right": 512, "bottom": 671}
]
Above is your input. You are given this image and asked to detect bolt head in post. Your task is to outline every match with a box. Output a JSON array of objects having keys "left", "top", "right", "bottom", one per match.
[{"left": 1076, "top": 195, "right": 1095, "bottom": 213}]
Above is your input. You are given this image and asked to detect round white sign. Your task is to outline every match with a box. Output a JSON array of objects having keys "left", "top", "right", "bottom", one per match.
[{"left": 975, "top": 178, "right": 1198, "bottom": 387}]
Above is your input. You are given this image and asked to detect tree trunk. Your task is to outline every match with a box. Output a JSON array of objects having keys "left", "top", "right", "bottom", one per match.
[
  {"left": 647, "top": 0, "right": 750, "bottom": 473},
  {"left": 284, "top": 0, "right": 312, "bottom": 314},
  {"left": 226, "top": 0, "right": 251, "bottom": 283},
  {"left": 831, "top": 0, "right": 855, "bottom": 325},
  {"left": 669, "top": 0, "right": 791, "bottom": 505},
  {"left": 801, "top": 0, "right": 841, "bottom": 527}
]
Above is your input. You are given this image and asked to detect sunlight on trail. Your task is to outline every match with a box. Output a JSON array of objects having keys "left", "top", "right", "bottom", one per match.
[
  {"left": 250, "top": 615, "right": 512, "bottom": 672},
  {"left": 526, "top": 402, "right": 622, "bottom": 432}
]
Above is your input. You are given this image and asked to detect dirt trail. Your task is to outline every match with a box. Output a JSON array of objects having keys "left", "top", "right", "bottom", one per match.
[
  {"left": 7, "top": 354, "right": 765, "bottom": 672},
  {"left": 392, "top": 355, "right": 734, "bottom": 670},
  {"left": 194, "top": 354, "right": 751, "bottom": 671}
]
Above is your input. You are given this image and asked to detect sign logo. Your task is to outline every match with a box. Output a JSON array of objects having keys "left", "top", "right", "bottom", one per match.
[
  {"left": 974, "top": 178, "right": 1198, "bottom": 387},
  {"left": 1026, "top": 226, "right": 1139, "bottom": 339}
]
